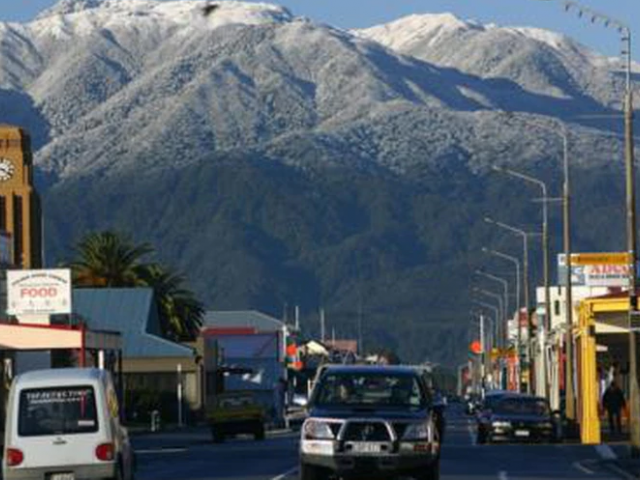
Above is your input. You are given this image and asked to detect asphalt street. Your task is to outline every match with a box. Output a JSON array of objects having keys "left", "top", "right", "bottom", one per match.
[{"left": 131, "top": 405, "right": 630, "bottom": 480}]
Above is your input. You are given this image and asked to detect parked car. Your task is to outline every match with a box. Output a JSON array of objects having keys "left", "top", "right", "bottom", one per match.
[
  {"left": 3, "top": 368, "right": 135, "bottom": 480},
  {"left": 300, "top": 365, "right": 441, "bottom": 480},
  {"left": 477, "top": 395, "right": 559, "bottom": 444}
]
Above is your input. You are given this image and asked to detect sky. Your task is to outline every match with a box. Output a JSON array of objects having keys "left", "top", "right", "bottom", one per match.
[{"left": 4, "top": 0, "right": 640, "bottom": 61}]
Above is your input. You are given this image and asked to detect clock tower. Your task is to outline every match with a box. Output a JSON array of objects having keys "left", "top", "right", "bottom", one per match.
[{"left": 0, "top": 125, "right": 42, "bottom": 269}]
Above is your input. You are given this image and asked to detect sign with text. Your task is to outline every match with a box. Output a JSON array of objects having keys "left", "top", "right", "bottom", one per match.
[
  {"left": 572, "top": 252, "right": 630, "bottom": 266},
  {"left": 558, "top": 254, "right": 634, "bottom": 287},
  {"left": 7, "top": 269, "right": 72, "bottom": 316}
]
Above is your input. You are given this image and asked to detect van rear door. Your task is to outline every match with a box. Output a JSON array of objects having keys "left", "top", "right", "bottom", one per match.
[{"left": 13, "top": 385, "right": 108, "bottom": 468}]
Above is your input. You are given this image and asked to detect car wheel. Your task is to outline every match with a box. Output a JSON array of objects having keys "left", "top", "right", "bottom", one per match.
[
  {"left": 415, "top": 460, "right": 440, "bottom": 480},
  {"left": 254, "top": 423, "right": 265, "bottom": 441},
  {"left": 300, "top": 462, "right": 327, "bottom": 480},
  {"left": 211, "top": 427, "right": 225, "bottom": 443}
]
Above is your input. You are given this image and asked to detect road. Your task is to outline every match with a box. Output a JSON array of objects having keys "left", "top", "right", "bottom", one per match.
[{"left": 132, "top": 405, "right": 629, "bottom": 480}]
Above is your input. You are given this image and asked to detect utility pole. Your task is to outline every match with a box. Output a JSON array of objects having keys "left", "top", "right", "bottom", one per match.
[
  {"left": 562, "top": 127, "right": 576, "bottom": 423},
  {"left": 480, "top": 313, "right": 486, "bottom": 394},
  {"left": 320, "top": 308, "right": 326, "bottom": 343},
  {"left": 622, "top": 28, "right": 640, "bottom": 455}
]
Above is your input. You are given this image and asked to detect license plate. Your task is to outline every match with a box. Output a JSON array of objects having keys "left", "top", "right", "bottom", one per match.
[
  {"left": 515, "top": 430, "right": 530, "bottom": 437},
  {"left": 350, "top": 442, "right": 382, "bottom": 454},
  {"left": 50, "top": 474, "right": 74, "bottom": 480}
]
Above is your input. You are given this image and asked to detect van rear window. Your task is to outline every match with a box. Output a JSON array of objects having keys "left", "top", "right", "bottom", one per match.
[{"left": 18, "top": 386, "right": 98, "bottom": 437}]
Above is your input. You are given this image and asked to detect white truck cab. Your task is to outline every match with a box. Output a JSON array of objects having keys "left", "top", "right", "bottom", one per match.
[{"left": 3, "top": 368, "right": 134, "bottom": 480}]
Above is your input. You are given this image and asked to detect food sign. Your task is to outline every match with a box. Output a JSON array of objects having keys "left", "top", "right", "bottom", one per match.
[{"left": 7, "top": 269, "right": 72, "bottom": 316}]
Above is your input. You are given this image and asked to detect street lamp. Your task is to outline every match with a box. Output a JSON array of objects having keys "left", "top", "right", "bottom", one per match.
[
  {"left": 501, "top": 113, "right": 575, "bottom": 417},
  {"left": 472, "top": 299, "right": 500, "bottom": 390},
  {"left": 492, "top": 166, "right": 551, "bottom": 336},
  {"left": 492, "top": 166, "right": 554, "bottom": 398},
  {"left": 475, "top": 269, "right": 509, "bottom": 346},
  {"left": 470, "top": 310, "right": 493, "bottom": 392},
  {"left": 482, "top": 248, "right": 521, "bottom": 318},
  {"left": 473, "top": 287, "right": 504, "bottom": 324},
  {"left": 484, "top": 216, "right": 536, "bottom": 393}
]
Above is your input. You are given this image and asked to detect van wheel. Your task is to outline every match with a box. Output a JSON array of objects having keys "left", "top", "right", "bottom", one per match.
[{"left": 110, "top": 461, "right": 124, "bottom": 480}]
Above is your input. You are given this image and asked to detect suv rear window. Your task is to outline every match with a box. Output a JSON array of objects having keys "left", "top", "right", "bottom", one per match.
[{"left": 18, "top": 386, "right": 99, "bottom": 437}]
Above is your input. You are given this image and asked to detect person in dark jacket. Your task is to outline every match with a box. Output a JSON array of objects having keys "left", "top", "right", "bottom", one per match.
[{"left": 603, "top": 381, "right": 626, "bottom": 434}]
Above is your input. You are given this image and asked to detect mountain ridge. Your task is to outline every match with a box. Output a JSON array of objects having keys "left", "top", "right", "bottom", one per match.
[{"left": 0, "top": 0, "right": 635, "bottom": 364}]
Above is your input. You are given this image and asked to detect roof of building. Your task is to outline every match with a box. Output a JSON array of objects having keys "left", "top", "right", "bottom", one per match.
[
  {"left": 72, "top": 288, "right": 193, "bottom": 358},
  {"left": 203, "top": 310, "right": 286, "bottom": 333}
]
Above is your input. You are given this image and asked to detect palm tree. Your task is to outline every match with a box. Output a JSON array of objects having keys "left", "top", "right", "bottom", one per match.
[
  {"left": 69, "top": 231, "right": 153, "bottom": 287},
  {"left": 68, "top": 231, "right": 204, "bottom": 339},
  {"left": 137, "top": 264, "right": 204, "bottom": 340}
]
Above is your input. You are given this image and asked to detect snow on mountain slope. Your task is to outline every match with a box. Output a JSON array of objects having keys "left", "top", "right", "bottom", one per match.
[
  {"left": 0, "top": 0, "right": 630, "bottom": 182},
  {"left": 34, "top": 0, "right": 292, "bottom": 37},
  {"left": 355, "top": 13, "right": 627, "bottom": 107}
]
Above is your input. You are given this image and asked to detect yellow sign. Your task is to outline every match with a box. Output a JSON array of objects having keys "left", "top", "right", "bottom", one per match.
[{"left": 572, "top": 252, "right": 630, "bottom": 266}]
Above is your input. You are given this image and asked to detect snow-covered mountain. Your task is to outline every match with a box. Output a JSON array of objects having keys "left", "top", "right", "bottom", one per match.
[
  {"left": 0, "top": 0, "right": 628, "bottom": 182},
  {"left": 0, "top": 0, "right": 634, "bottom": 363},
  {"left": 355, "top": 13, "right": 631, "bottom": 107}
]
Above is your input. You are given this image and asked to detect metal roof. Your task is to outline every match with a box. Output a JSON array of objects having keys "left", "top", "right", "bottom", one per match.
[
  {"left": 72, "top": 288, "right": 193, "bottom": 359},
  {"left": 203, "top": 310, "right": 286, "bottom": 332}
]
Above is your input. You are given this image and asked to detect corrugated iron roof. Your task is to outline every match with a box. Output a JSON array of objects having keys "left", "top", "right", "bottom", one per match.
[
  {"left": 72, "top": 288, "right": 193, "bottom": 358},
  {"left": 203, "top": 310, "right": 286, "bottom": 332}
]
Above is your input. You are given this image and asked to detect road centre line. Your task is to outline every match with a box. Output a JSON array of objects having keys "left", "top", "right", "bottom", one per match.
[
  {"left": 573, "top": 461, "right": 595, "bottom": 475},
  {"left": 606, "top": 463, "right": 636, "bottom": 480},
  {"left": 467, "top": 422, "right": 477, "bottom": 446},
  {"left": 136, "top": 447, "right": 187, "bottom": 454},
  {"left": 270, "top": 466, "right": 298, "bottom": 480}
]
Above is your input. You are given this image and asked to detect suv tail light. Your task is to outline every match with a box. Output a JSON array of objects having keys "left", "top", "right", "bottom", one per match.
[
  {"left": 6, "top": 448, "right": 24, "bottom": 467},
  {"left": 95, "top": 443, "right": 115, "bottom": 461}
]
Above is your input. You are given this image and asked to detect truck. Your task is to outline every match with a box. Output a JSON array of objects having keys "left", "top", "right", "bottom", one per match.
[{"left": 199, "top": 328, "right": 285, "bottom": 443}]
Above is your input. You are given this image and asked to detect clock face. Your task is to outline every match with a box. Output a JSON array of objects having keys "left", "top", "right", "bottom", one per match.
[{"left": 0, "top": 158, "right": 15, "bottom": 181}]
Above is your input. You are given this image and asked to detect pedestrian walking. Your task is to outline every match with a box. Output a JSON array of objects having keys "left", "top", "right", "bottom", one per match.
[{"left": 602, "top": 381, "right": 626, "bottom": 435}]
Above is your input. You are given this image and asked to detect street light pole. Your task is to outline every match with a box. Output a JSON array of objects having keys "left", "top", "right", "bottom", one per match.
[
  {"left": 471, "top": 310, "right": 494, "bottom": 393},
  {"left": 472, "top": 300, "right": 500, "bottom": 389},
  {"left": 499, "top": 110, "right": 573, "bottom": 414},
  {"left": 475, "top": 270, "right": 509, "bottom": 347},
  {"left": 485, "top": 217, "right": 534, "bottom": 393},
  {"left": 472, "top": 303, "right": 499, "bottom": 354},
  {"left": 492, "top": 167, "right": 551, "bottom": 339},
  {"left": 492, "top": 166, "right": 552, "bottom": 398}
]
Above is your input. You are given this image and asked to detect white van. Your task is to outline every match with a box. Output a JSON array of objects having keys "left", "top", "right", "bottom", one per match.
[{"left": 3, "top": 368, "right": 135, "bottom": 480}]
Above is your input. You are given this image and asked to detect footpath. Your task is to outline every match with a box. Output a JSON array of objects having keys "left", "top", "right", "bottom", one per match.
[{"left": 597, "top": 429, "right": 640, "bottom": 479}]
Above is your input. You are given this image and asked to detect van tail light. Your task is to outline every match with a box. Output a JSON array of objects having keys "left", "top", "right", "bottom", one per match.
[
  {"left": 95, "top": 443, "right": 115, "bottom": 461},
  {"left": 6, "top": 448, "right": 24, "bottom": 467}
]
